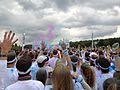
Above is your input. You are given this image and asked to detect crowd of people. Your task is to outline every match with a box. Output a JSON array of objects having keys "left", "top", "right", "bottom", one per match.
[{"left": 0, "top": 31, "right": 120, "bottom": 90}]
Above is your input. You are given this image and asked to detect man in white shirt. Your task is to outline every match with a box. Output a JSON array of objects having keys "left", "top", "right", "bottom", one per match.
[
  {"left": 97, "top": 58, "right": 113, "bottom": 90},
  {"left": 5, "top": 55, "right": 44, "bottom": 90},
  {"left": 5, "top": 51, "right": 18, "bottom": 88}
]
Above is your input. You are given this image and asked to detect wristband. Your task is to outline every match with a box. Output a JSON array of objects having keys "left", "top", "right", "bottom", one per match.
[{"left": 0, "top": 54, "right": 7, "bottom": 57}]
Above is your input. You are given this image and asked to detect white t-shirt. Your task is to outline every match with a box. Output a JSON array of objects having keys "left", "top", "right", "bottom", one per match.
[
  {"left": 4, "top": 68, "right": 18, "bottom": 88},
  {"left": 0, "top": 60, "right": 7, "bottom": 90},
  {"left": 92, "top": 67, "right": 101, "bottom": 81},
  {"left": 48, "top": 57, "right": 58, "bottom": 69},
  {"left": 31, "top": 62, "right": 39, "bottom": 80},
  {"left": 97, "top": 73, "right": 113, "bottom": 90},
  {"left": 5, "top": 80, "right": 44, "bottom": 90}
]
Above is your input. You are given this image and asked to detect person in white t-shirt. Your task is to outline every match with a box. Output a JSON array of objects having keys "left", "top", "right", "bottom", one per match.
[
  {"left": 5, "top": 51, "right": 18, "bottom": 88},
  {"left": 5, "top": 56, "right": 44, "bottom": 90},
  {"left": 97, "top": 58, "right": 113, "bottom": 90},
  {"left": 31, "top": 55, "right": 53, "bottom": 80},
  {"left": 0, "top": 31, "right": 18, "bottom": 90}
]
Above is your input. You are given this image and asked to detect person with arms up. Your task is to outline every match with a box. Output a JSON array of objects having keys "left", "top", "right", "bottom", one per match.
[{"left": 0, "top": 31, "right": 18, "bottom": 90}]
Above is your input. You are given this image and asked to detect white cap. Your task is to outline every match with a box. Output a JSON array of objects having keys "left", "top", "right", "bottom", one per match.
[{"left": 37, "top": 55, "right": 47, "bottom": 63}]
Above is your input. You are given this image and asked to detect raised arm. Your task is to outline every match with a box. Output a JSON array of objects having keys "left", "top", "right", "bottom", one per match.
[
  {"left": 60, "top": 41, "right": 73, "bottom": 70},
  {"left": 0, "top": 31, "right": 18, "bottom": 60}
]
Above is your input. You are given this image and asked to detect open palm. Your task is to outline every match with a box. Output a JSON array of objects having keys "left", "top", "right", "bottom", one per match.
[{"left": 1, "top": 31, "right": 18, "bottom": 54}]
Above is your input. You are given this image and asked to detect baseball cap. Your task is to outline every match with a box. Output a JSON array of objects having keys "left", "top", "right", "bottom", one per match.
[{"left": 37, "top": 55, "right": 48, "bottom": 63}]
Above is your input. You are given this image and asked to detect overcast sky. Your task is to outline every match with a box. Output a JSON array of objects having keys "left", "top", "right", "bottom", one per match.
[{"left": 0, "top": 0, "right": 120, "bottom": 45}]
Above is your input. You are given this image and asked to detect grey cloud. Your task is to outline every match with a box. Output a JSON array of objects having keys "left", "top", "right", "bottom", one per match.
[
  {"left": 16, "top": 0, "right": 120, "bottom": 12},
  {"left": 76, "top": 0, "right": 120, "bottom": 10},
  {"left": 81, "top": 16, "right": 120, "bottom": 26},
  {"left": 16, "top": 0, "right": 40, "bottom": 11},
  {"left": 50, "top": 0, "right": 120, "bottom": 11},
  {"left": 64, "top": 9, "right": 120, "bottom": 29},
  {"left": 16, "top": 0, "right": 54, "bottom": 11},
  {"left": 0, "top": 7, "right": 13, "bottom": 26},
  {"left": 53, "top": 0, "right": 75, "bottom": 11},
  {"left": 107, "top": 9, "right": 119, "bottom": 16},
  {"left": 74, "top": 26, "right": 117, "bottom": 40},
  {"left": 17, "top": 0, "right": 75, "bottom": 12}
]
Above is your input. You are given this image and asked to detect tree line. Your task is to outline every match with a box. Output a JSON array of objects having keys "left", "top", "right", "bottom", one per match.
[
  {"left": 11, "top": 37, "right": 120, "bottom": 51},
  {"left": 70, "top": 37, "right": 120, "bottom": 48}
]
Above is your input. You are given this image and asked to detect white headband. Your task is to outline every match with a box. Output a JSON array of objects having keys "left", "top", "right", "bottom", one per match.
[
  {"left": 17, "top": 67, "right": 31, "bottom": 75},
  {"left": 90, "top": 58, "right": 96, "bottom": 62},
  {"left": 53, "top": 54, "right": 58, "bottom": 57},
  {"left": 98, "top": 63, "right": 109, "bottom": 70},
  {"left": 85, "top": 60, "right": 90, "bottom": 63},
  {"left": 7, "top": 58, "right": 16, "bottom": 64},
  {"left": 94, "top": 61, "right": 99, "bottom": 68},
  {"left": 71, "top": 61, "right": 78, "bottom": 65}
]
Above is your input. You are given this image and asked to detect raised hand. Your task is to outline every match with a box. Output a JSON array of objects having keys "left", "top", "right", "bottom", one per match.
[
  {"left": 60, "top": 41, "right": 66, "bottom": 50},
  {"left": 41, "top": 41, "right": 46, "bottom": 51},
  {"left": 1, "top": 31, "right": 18, "bottom": 55}
]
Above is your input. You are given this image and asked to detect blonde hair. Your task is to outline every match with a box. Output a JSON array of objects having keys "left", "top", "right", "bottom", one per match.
[
  {"left": 52, "top": 63, "right": 74, "bottom": 90},
  {"left": 81, "top": 63, "right": 96, "bottom": 88}
]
